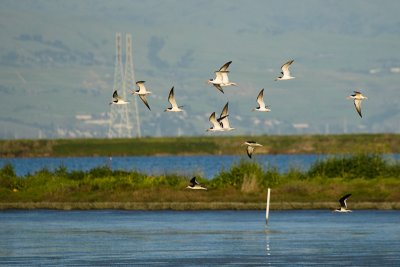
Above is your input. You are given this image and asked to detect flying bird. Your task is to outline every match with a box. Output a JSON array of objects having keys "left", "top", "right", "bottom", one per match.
[
  {"left": 347, "top": 91, "right": 368, "bottom": 118},
  {"left": 109, "top": 90, "right": 129, "bottom": 105},
  {"left": 186, "top": 177, "right": 207, "bottom": 190},
  {"left": 207, "top": 61, "right": 237, "bottom": 93},
  {"left": 132, "top": 81, "right": 151, "bottom": 110},
  {"left": 275, "top": 59, "right": 295, "bottom": 81},
  {"left": 253, "top": 89, "right": 271, "bottom": 112},
  {"left": 219, "top": 102, "right": 235, "bottom": 131},
  {"left": 334, "top": 193, "right": 352, "bottom": 212},
  {"left": 242, "top": 141, "right": 263, "bottom": 158},
  {"left": 165, "top": 86, "right": 183, "bottom": 112},
  {"left": 206, "top": 112, "right": 225, "bottom": 132}
]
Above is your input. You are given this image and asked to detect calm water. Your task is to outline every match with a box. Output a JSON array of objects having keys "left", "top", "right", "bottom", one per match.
[
  {"left": 0, "top": 154, "right": 326, "bottom": 179},
  {"left": 2, "top": 154, "right": 400, "bottom": 179},
  {"left": 0, "top": 210, "right": 399, "bottom": 266}
]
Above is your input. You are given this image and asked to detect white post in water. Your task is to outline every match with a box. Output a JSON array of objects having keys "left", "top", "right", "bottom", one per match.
[{"left": 266, "top": 188, "right": 271, "bottom": 225}]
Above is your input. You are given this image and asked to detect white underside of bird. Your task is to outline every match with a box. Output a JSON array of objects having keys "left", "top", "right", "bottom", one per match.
[
  {"left": 219, "top": 102, "right": 235, "bottom": 131},
  {"left": 207, "top": 112, "right": 225, "bottom": 132},
  {"left": 165, "top": 86, "right": 183, "bottom": 112},
  {"left": 208, "top": 61, "right": 237, "bottom": 93},
  {"left": 253, "top": 89, "right": 271, "bottom": 112},
  {"left": 347, "top": 91, "right": 367, "bottom": 118},
  {"left": 275, "top": 59, "right": 295, "bottom": 81}
]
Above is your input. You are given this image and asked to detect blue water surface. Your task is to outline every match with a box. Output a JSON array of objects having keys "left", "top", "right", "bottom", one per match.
[
  {"left": 1, "top": 154, "right": 399, "bottom": 179},
  {"left": 0, "top": 210, "right": 399, "bottom": 266}
]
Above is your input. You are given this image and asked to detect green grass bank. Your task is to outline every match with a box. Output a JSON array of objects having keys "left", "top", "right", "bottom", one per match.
[
  {"left": 1, "top": 134, "right": 400, "bottom": 157},
  {"left": 1, "top": 154, "right": 399, "bottom": 210}
]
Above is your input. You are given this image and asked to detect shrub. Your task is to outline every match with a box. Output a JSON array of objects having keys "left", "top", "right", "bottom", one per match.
[{"left": 307, "top": 154, "right": 396, "bottom": 179}]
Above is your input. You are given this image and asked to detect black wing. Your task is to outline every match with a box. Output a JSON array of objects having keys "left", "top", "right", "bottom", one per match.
[
  {"left": 339, "top": 194, "right": 352, "bottom": 208},
  {"left": 213, "top": 84, "right": 224, "bottom": 94},
  {"left": 112, "top": 90, "right": 118, "bottom": 98},
  {"left": 190, "top": 177, "right": 199, "bottom": 186},
  {"left": 219, "top": 61, "right": 232, "bottom": 72},
  {"left": 139, "top": 95, "right": 151, "bottom": 110}
]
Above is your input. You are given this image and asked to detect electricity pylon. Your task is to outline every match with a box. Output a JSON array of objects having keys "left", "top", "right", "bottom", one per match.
[
  {"left": 123, "top": 33, "right": 141, "bottom": 138},
  {"left": 108, "top": 32, "right": 141, "bottom": 138}
]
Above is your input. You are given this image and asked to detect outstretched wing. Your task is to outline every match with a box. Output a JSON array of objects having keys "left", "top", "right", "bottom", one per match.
[
  {"left": 246, "top": 146, "right": 255, "bottom": 158},
  {"left": 209, "top": 112, "right": 220, "bottom": 128},
  {"left": 213, "top": 83, "right": 224, "bottom": 94},
  {"left": 189, "top": 177, "right": 198, "bottom": 186},
  {"left": 339, "top": 194, "right": 352, "bottom": 208},
  {"left": 256, "top": 89, "right": 265, "bottom": 108},
  {"left": 281, "top": 60, "right": 294, "bottom": 76},
  {"left": 112, "top": 90, "right": 119, "bottom": 99},
  {"left": 136, "top": 81, "right": 147, "bottom": 93},
  {"left": 168, "top": 86, "right": 178, "bottom": 108},
  {"left": 139, "top": 94, "right": 151, "bottom": 110},
  {"left": 218, "top": 61, "right": 232, "bottom": 72},
  {"left": 220, "top": 102, "right": 229, "bottom": 119},
  {"left": 354, "top": 99, "right": 362, "bottom": 118}
]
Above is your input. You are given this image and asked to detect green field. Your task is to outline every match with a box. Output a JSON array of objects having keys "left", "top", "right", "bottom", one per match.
[
  {"left": 1, "top": 134, "right": 400, "bottom": 157},
  {"left": 1, "top": 154, "right": 400, "bottom": 210}
]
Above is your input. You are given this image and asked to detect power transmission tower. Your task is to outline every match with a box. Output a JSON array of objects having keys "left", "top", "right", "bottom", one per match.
[
  {"left": 108, "top": 32, "right": 135, "bottom": 138},
  {"left": 124, "top": 33, "right": 141, "bottom": 138}
]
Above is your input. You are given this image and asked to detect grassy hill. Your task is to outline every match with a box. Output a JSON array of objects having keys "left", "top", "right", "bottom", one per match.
[{"left": 0, "top": 1, "right": 399, "bottom": 138}]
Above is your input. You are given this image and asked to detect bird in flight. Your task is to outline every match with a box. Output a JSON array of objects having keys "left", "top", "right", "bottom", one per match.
[
  {"left": 206, "top": 112, "right": 225, "bottom": 132},
  {"left": 208, "top": 61, "right": 238, "bottom": 93},
  {"left": 219, "top": 102, "right": 235, "bottom": 131},
  {"left": 165, "top": 86, "right": 184, "bottom": 112},
  {"left": 242, "top": 141, "right": 263, "bottom": 158},
  {"left": 347, "top": 91, "right": 368, "bottom": 118},
  {"left": 275, "top": 59, "right": 295, "bottom": 81},
  {"left": 252, "top": 89, "right": 271, "bottom": 112},
  {"left": 334, "top": 193, "right": 352, "bottom": 212},
  {"left": 132, "top": 81, "right": 151, "bottom": 110},
  {"left": 186, "top": 177, "right": 207, "bottom": 190},
  {"left": 109, "top": 90, "right": 129, "bottom": 105}
]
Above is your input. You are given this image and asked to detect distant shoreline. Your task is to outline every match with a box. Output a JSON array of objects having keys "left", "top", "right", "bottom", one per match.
[
  {"left": 1, "top": 202, "right": 399, "bottom": 210},
  {"left": 1, "top": 133, "right": 400, "bottom": 158}
]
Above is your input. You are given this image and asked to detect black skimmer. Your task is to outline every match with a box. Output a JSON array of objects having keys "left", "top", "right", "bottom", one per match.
[
  {"left": 347, "top": 91, "right": 367, "bottom": 118},
  {"left": 253, "top": 89, "right": 271, "bottom": 112},
  {"left": 242, "top": 141, "right": 263, "bottom": 158},
  {"left": 165, "top": 86, "right": 183, "bottom": 112},
  {"left": 208, "top": 61, "right": 237, "bottom": 93},
  {"left": 206, "top": 112, "right": 225, "bottom": 132},
  {"left": 109, "top": 90, "right": 129, "bottom": 105},
  {"left": 132, "top": 81, "right": 151, "bottom": 110},
  {"left": 275, "top": 59, "right": 295, "bottom": 81},
  {"left": 334, "top": 193, "right": 352, "bottom": 212},
  {"left": 219, "top": 102, "right": 235, "bottom": 131},
  {"left": 186, "top": 177, "right": 207, "bottom": 190}
]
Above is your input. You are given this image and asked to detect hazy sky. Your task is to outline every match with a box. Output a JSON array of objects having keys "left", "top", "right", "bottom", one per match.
[{"left": 0, "top": 0, "right": 399, "bottom": 138}]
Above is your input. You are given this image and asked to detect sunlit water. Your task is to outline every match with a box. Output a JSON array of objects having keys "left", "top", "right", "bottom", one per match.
[
  {"left": 2, "top": 154, "right": 399, "bottom": 179},
  {"left": 0, "top": 210, "right": 399, "bottom": 266}
]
